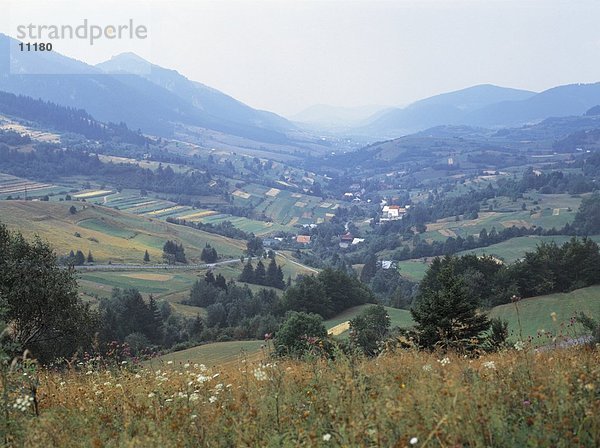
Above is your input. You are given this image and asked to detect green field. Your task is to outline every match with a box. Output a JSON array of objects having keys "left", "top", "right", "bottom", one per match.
[
  {"left": 324, "top": 304, "right": 414, "bottom": 330},
  {"left": 457, "top": 235, "right": 600, "bottom": 263},
  {"left": 489, "top": 285, "right": 600, "bottom": 344},
  {"left": 396, "top": 259, "right": 431, "bottom": 281}
]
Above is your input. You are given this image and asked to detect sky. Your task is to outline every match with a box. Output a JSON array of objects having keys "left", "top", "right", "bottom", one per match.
[{"left": 3, "top": 0, "right": 600, "bottom": 116}]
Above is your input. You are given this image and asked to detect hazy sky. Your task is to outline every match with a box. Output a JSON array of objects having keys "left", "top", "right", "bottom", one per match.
[{"left": 4, "top": 0, "right": 600, "bottom": 116}]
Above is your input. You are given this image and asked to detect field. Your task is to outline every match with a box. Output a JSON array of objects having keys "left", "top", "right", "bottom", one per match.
[
  {"left": 421, "top": 193, "right": 584, "bottom": 243},
  {"left": 457, "top": 235, "right": 600, "bottom": 263},
  {"left": 490, "top": 285, "right": 600, "bottom": 344},
  {"left": 0, "top": 200, "right": 245, "bottom": 264},
  {"left": 0, "top": 173, "right": 67, "bottom": 199},
  {"left": 3, "top": 348, "right": 598, "bottom": 446},
  {"left": 324, "top": 304, "right": 414, "bottom": 334}
]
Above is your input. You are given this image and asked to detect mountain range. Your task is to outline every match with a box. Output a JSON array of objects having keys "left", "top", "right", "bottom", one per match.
[
  {"left": 2, "top": 32, "right": 600, "bottom": 144},
  {"left": 0, "top": 34, "right": 294, "bottom": 142},
  {"left": 360, "top": 83, "right": 600, "bottom": 138}
]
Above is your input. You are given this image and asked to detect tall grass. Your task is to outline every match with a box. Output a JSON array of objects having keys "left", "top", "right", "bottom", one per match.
[{"left": 1, "top": 347, "right": 598, "bottom": 447}]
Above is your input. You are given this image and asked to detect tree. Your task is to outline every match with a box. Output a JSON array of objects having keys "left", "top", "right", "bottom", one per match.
[
  {"left": 163, "top": 240, "right": 186, "bottom": 264},
  {"left": 0, "top": 224, "right": 97, "bottom": 362},
  {"left": 283, "top": 275, "right": 331, "bottom": 317},
  {"left": 201, "top": 244, "right": 218, "bottom": 263},
  {"left": 239, "top": 260, "right": 255, "bottom": 283},
  {"left": 254, "top": 260, "right": 267, "bottom": 285},
  {"left": 266, "top": 258, "right": 279, "bottom": 287},
  {"left": 87, "top": 250, "right": 94, "bottom": 263},
  {"left": 143, "top": 250, "right": 150, "bottom": 262},
  {"left": 573, "top": 193, "right": 600, "bottom": 235},
  {"left": 411, "top": 261, "right": 490, "bottom": 351},
  {"left": 349, "top": 305, "right": 391, "bottom": 356},
  {"left": 275, "top": 311, "right": 327, "bottom": 357},
  {"left": 69, "top": 205, "right": 77, "bottom": 214},
  {"left": 246, "top": 236, "right": 264, "bottom": 256},
  {"left": 360, "top": 253, "right": 378, "bottom": 283},
  {"left": 74, "top": 250, "right": 85, "bottom": 266}
]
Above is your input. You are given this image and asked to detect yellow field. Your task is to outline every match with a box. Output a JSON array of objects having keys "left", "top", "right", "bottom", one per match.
[
  {"left": 265, "top": 188, "right": 280, "bottom": 197},
  {"left": 327, "top": 321, "right": 350, "bottom": 336},
  {"left": 178, "top": 210, "right": 217, "bottom": 220},
  {"left": 232, "top": 190, "right": 251, "bottom": 199},
  {"left": 73, "top": 190, "right": 113, "bottom": 199},
  {"left": 146, "top": 205, "right": 187, "bottom": 216},
  {"left": 121, "top": 273, "right": 174, "bottom": 281}
]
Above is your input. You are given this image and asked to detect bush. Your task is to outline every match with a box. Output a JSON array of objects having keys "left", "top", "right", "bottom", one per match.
[{"left": 275, "top": 312, "right": 327, "bottom": 358}]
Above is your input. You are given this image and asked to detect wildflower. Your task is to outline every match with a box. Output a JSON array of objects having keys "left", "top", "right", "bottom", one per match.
[
  {"left": 167, "top": 361, "right": 173, "bottom": 365},
  {"left": 184, "top": 363, "right": 190, "bottom": 369},
  {"left": 253, "top": 368, "right": 268, "bottom": 381},
  {"left": 410, "top": 437, "right": 418, "bottom": 445},
  {"left": 135, "top": 374, "right": 141, "bottom": 379},
  {"left": 322, "top": 434, "right": 332, "bottom": 442},
  {"left": 522, "top": 399, "right": 531, "bottom": 406},
  {"left": 196, "top": 374, "right": 210, "bottom": 384},
  {"left": 437, "top": 357, "right": 450, "bottom": 366},
  {"left": 121, "top": 360, "right": 128, "bottom": 365},
  {"left": 514, "top": 341, "right": 525, "bottom": 351},
  {"left": 483, "top": 361, "right": 496, "bottom": 370},
  {"left": 103, "top": 382, "right": 112, "bottom": 386},
  {"left": 147, "top": 392, "right": 155, "bottom": 398},
  {"left": 85, "top": 370, "right": 93, "bottom": 375},
  {"left": 422, "top": 364, "right": 432, "bottom": 372},
  {"left": 12, "top": 396, "right": 34, "bottom": 412},
  {"left": 209, "top": 395, "right": 218, "bottom": 403},
  {"left": 189, "top": 393, "right": 199, "bottom": 402},
  {"left": 190, "top": 414, "right": 198, "bottom": 419},
  {"left": 59, "top": 381, "right": 66, "bottom": 387}
]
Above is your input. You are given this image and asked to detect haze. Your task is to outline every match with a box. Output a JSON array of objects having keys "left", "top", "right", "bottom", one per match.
[{"left": 4, "top": 0, "right": 600, "bottom": 116}]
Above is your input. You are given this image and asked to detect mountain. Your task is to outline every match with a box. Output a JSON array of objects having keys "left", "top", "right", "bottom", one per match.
[
  {"left": 0, "top": 34, "right": 292, "bottom": 142},
  {"left": 290, "top": 104, "right": 392, "bottom": 127},
  {"left": 362, "top": 84, "right": 536, "bottom": 137},
  {"left": 466, "top": 83, "right": 600, "bottom": 127},
  {"left": 96, "top": 52, "right": 293, "bottom": 133}
]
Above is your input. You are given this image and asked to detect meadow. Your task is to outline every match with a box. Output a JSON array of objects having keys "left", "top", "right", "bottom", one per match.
[
  {"left": 2, "top": 347, "right": 598, "bottom": 446},
  {"left": 0, "top": 201, "right": 246, "bottom": 263}
]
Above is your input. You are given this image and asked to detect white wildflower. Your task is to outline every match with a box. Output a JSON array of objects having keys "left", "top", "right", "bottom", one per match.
[
  {"left": 422, "top": 364, "right": 432, "bottom": 372},
  {"left": 147, "top": 392, "right": 155, "bottom": 398},
  {"left": 167, "top": 361, "right": 173, "bottom": 365},
  {"left": 209, "top": 395, "right": 218, "bottom": 403},
  {"left": 410, "top": 437, "right": 418, "bottom": 445},
  {"left": 253, "top": 368, "right": 268, "bottom": 381},
  {"left": 483, "top": 361, "right": 496, "bottom": 370},
  {"left": 514, "top": 340, "right": 525, "bottom": 351},
  {"left": 437, "top": 357, "right": 450, "bottom": 366},
  {"left": 184, "top": 363, "right": 190, "bottom": 369},
  {"left": 12, "top": 396, "right": 34, "bottom": 412},
  {"left": 322, "top": 433, "right": 332, "bottom": 442}
]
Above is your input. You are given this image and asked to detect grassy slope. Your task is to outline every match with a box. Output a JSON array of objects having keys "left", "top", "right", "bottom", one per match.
[
  {"left": 0, "top": 200, "right": 245, "bottom": 263},
  {"left": 489, "top": 285, "right": 600, "bottom": 343}
]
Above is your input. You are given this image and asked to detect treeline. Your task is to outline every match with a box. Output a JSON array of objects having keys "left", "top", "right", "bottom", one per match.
[
  {"left": 421, "top": 237, "right": 600, "bottom": 309},
  {"left": 0, "top": 145, "right": 227, "bottom": 197},
  {"left": 0, "top": 90, "right": 147, "bottom": 144},
  {"left": 238, "top": 256, "right": 285, "bottom": 289}
]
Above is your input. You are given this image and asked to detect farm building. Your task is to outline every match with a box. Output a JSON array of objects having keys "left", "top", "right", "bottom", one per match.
[
  {"left": 380, "top": 205, "right": 408, "bottom": 221},
  {"left": 296, "top": 235, "right": 311, "bottom": 245}
]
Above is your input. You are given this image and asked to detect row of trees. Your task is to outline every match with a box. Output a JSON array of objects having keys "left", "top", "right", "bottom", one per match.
[{"left": 238, "top": 258, "right": 285, "bottom": 289}]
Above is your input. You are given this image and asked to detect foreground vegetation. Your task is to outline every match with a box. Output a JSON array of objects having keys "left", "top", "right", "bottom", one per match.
[{"left": 1, "top": 348, "right": 598, "bottom": 446}]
